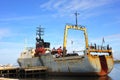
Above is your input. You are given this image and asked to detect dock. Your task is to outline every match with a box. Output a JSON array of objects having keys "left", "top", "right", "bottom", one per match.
[
  {"left": 0, "top": 66, "right": 48, "bottom": 78},
  {"left": 114, "top": 60, "right": 120, "bottom": 63}
]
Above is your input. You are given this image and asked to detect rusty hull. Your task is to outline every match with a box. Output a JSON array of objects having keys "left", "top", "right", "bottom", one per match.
[
  {"left": 87, "top": 54, "right": 114, "bottom": 76},
  {"left": 40, "top": 53, "right": 114, "bottom": 76},
  {"left": 18, "top": 51, "right": 114, "bottom": 76}
]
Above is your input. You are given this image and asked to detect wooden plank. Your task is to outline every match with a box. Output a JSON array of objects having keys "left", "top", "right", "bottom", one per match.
[
  {"left": 15, "top": 66, "right": 48, "bottom": 71},
  {"left": 24, "top": 67, "right": 47, "bottom": 71},
  {"left": 0, "top": 67, "right": 19, "bottom": 70}
]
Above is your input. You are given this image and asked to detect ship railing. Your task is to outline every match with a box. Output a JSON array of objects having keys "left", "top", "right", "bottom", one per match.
[
  {"left": 88, "top": 44, "right": 112, "bottom": 51},
  {"left": 90, "top": 52, "right": 109, "bottom": 56},
  {"left": 73, "top": 50, "right": 85, "bottom": 56},
  {"left": 66, "top": 24, "right": 86, "bottom": 28},
  {"left": 88, "top": 44, "right": 112, "bottom": 56}
]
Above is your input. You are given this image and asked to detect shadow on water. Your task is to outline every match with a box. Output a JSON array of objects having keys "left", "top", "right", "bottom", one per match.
[
  {"left": 1, "top": 63, "right": 120, "bottom": 80},
  {"left": 8, "top": 63, "right": 118, "bottom": 80},
  {"left": 45, "top": 76, "right": 112, "bottom": 80},
  {"left": 5, "top": 76, "right": 111, "bottom": 80}
]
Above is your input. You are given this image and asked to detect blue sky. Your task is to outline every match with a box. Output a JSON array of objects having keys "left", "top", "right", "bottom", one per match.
[{"left": 0, "top": 0, "right": 120, "bottom": 65}]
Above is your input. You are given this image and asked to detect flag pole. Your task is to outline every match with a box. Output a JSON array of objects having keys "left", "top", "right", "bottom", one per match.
[{"left": 101, "top": 37, "right": 105, "bottom": 49}]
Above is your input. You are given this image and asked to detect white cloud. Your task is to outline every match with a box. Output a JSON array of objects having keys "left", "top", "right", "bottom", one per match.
[
  {"left": 0, "top": 41, "right": 24, "bottom": 64},
  {"left": 90, "top": 34, "right": 120, "bottom": 44},
  {"left": 106, "top": 34, "right": 120, "bottom": 40},
  {"left": 0, "top": 28, "right": 11, "bottom": 39},
  {"left": 0, "top": 16, "right": 40, "bottom": 22},
  {"left": 0, "top": 28, "right": 10, "bottom": 34},
  {"left": 40, "top": 0, "right": 115, "bottom": 17}
]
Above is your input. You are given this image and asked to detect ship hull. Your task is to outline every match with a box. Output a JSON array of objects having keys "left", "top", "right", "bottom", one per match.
[{"left": 18, "top": 53, "right": 114, "bottom": 76}]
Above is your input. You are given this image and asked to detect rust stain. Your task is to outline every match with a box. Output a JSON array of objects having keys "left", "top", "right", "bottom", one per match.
[
  {"left": 87, "top": 53, "right": 114, "bottom": 76},
  {"left": 99, "top": 56, "right": 108, "bottom": 76}
]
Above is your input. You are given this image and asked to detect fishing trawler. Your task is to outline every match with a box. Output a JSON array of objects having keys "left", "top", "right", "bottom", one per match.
[{"left": 17, "top": 13, "right": 114, "bottom": 76}]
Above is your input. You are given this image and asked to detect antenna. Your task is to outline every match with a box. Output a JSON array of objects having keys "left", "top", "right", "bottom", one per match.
[
  {"left": 36, "top": 25, "right": 44, "bottom": 39},
  {"left": 74, "top": 11, "right": 80, "bottom": 27},
  {"left": 101, "top": 37, "right": 105, "bottom": 47},
  {"left": 24, "top": 38, "right": 27, "bottom": 51}
]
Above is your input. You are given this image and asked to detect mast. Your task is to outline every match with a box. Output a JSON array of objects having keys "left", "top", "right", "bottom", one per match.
[
  {"left": 63, "top": 12, "right": 89, "bottom": 56},
  {"left": 35, "top": 25, "right": 50, "bottom": 56},
  {"left": 36, "top": 25, "right": 44, "bottom": 40},
  {"left": 75, "top": 11, "right": 79, "bottom": 27},
  {"left": 36, "top": 25, "right": 44, "bottom": 48}
]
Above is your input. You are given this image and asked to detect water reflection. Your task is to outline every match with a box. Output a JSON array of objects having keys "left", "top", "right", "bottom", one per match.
[
  {"left": 6, "top": 76, "right": 111, "bottom": 80},
  {"left": 1, "top": 63, "right": 120, "bottom": 80}
]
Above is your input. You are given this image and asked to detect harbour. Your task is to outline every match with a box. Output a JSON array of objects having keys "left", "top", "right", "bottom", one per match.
[
  {"left": 0, "top": 16, "right": 115, "bottom": 77},
  {"left": 0, "top": 0, "right": 120, "bottom": 80},
  {"left": 0, "top": 66, "right": 47, "bottom": 78},
  {"left": 0, "top": 61, "right": 119, "bottom": 78},
  {"left": 0, "top": 60, "right": 119, "bottom": 80},
  {"left": 0, "top": 63, "right": 120, "bottom": 80},
  {"left": 0, "top": 17, "right": 119, "bottom": 79}
]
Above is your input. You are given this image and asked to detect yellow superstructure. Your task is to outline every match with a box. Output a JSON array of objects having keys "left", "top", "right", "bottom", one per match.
[{"left": 63, "top": 25, "right": 88, "bottom": 56}]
